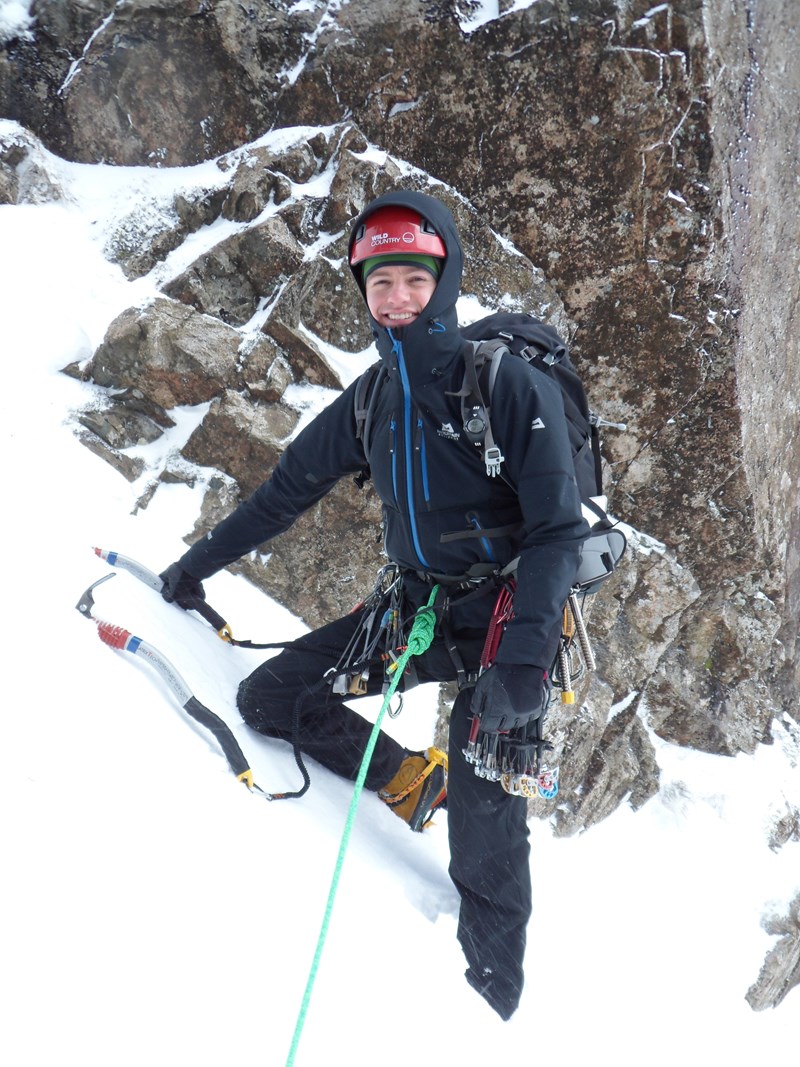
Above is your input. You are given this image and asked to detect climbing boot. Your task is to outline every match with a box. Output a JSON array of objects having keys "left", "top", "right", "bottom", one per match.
[{"left": 378, "top": 747, "right": 448, "bottom": 832}]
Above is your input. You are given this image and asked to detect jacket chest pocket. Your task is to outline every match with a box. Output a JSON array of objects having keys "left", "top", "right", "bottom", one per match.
[
  {"left": 375, "top": 413, "right": 429, "bottom": 511},
  {"left": 362, "top": 410, "right": 397, "bottom": 508},
  {"left": 415, "top": 417, "right": 431, "bottom": 508}
]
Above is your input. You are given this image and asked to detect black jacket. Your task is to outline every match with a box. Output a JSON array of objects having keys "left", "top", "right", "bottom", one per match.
[{"left": 179, "top": 191, "right": 589, "bottom": 668}]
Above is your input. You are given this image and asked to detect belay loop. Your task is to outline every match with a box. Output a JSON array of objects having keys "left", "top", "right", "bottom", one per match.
[{"left": 285, "top": 586, "right": 440, "bottom": 1067}]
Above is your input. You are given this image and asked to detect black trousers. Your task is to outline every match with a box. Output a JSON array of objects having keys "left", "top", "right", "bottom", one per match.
[{"left": 237, "top": 602, "right": 532, "bottom": 1018}]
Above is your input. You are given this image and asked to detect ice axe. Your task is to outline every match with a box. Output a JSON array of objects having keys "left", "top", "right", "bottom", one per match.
[
  {"left": 92, "top": 547, "right": 234, "bottom": 641},
  {"left": 75, "top": 569, "right": 270, "bottom": 796}
]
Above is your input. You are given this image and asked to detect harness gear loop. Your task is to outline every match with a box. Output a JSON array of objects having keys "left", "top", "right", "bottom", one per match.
[{"left": 285, "top": 586, "right": 439, "bottom": 1067}]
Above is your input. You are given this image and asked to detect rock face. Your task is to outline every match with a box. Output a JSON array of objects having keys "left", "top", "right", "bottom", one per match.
[
  {"left": 4, "top": 0, "right": 796, "bottom": 754},
  {"left": 746, "top": 893, "right": 800, "bottom": 1011},
  {"left": 3, "top": 0, "right": 799, "bottom": 1010}
]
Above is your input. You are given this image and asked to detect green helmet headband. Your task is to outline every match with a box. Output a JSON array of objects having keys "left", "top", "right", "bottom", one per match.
[{"left": 362, "top": 253, "right": 442, "bottom": 281}]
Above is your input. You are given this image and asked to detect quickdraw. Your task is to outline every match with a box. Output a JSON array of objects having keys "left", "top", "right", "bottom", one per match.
[
  {"left": 552, "top": 589, "right": 596, "bottom": 705},
  {"left": 326, "top": 564, "right": 411, "bottom": 714}
]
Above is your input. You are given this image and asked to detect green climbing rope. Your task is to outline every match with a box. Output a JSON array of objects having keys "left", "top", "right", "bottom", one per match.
[{"left": 285, "top": 587, "right": 440, "bottom": 1066}]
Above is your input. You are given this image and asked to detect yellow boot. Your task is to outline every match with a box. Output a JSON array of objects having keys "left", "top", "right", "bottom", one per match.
[{"left": 378, "top": 748, "right": 448, "bottom": 832}]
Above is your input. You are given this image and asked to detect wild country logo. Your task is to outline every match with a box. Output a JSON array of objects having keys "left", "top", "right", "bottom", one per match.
[
  {"left": 370, "top": 231, "right": 416, "bottom": 247},
  {"left": 437, "top": 422, "right": 460, "bottom": 441}
]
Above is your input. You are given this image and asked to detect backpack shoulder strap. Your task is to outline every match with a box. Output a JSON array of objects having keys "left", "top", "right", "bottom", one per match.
[
  {"left": 588, "top": 418, "right": 604, "bottom": 502},
  {"left": 453, "top": 339, "right": 507, "bottom": 477},
  {"left": 353, "top": 361, "right": 385, "bottom": 458},
  {"left": 486, "top": 341, "right": 504, "bottom": 397}
]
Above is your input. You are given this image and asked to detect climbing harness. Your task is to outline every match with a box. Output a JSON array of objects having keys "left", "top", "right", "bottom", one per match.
[{"left": 285, "top": 587, "right": 439, "bottom": 1067}]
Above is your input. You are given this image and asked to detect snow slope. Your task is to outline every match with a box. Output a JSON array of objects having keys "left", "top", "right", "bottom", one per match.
[{"left": 1, "top": 125, "right": 797, "bottom": 1066}]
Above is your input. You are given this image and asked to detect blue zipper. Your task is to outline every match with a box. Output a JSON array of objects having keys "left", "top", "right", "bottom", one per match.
[
  {"left": 389, "top": 331, "right": 430, "bottom": 569},
  {"left": 389, "top": 418, "right": 398, "bottom": 502},
  {"left": 469, "top": 513, "right": 497, "bottom": 562},
  {"left": 416, "top": 418, "right": 431, "bottom": 505}
]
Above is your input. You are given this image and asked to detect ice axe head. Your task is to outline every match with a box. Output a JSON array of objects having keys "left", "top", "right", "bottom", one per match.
[{"left": 75, "top": 572, "right": 116, "bottom": 620}]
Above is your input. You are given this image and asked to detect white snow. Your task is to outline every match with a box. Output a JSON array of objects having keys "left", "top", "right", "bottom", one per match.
[
  {"left": 59, "top": 6, "right": 120, "bottom": 96},
  {"left": 457, "top": 0, "right": 546, "bottom": 35},
  {"left": 282, "top": 1, "right": 349, "bottom": 87},
  {"left": 456, "top": 292, "right": 495, "bottom": 324},
  {"left": 1, "top": 124, "right": 797, "bottom": 1066},
  {"left": 0, "top": 0, "right": 33, "bottom": 44}
]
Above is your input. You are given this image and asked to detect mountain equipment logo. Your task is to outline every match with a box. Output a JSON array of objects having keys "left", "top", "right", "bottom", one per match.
[
  {"left": 531, "top": 417, "right": 546, "bottom": 430},
  {"left": 437, "top": 421, "right": 460, "bottom": 441}
]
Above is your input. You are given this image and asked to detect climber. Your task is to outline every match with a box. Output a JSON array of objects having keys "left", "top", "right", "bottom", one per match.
[{"left": 159, "top": 189, "right": 590, "bottom": 1020}]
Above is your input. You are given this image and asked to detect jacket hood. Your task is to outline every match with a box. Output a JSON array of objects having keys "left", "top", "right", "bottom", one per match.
[{"left": 348, "top": 190, "right": 464, "bottom": 369}]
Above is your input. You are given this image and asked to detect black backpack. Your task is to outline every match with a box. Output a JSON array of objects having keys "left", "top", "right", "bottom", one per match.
[
  {"left": 459, "top": 313, "right": 603, "bottom": 495},
  {"left": 354, "top": 311, "right": 626, "bottom": 593}
]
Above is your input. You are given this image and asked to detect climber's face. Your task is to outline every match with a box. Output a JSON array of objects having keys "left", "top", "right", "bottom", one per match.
[{"left": 364, "top": 264, "right": 438, "bottom": 329}]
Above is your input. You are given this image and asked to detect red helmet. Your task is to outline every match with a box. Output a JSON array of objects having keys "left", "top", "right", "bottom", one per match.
[{"left": 350, "top": 204, "right": 446, "bottom": 266}]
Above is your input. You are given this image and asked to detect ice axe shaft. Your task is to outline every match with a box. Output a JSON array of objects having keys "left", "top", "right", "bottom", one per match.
[
  {"left": 93, "top": 547, "right": 232, "bottom": 639},
  {"left": 74, "top": 572, "right": 265, "bottom": 795}
]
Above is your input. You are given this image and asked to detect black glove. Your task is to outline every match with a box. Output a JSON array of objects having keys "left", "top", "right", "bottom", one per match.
[
  {"left": 159, "top": 563, "right": 206, "bottom": 611},
  {"left": 470, "top": 663, "right": 549, "bottom": 733}
]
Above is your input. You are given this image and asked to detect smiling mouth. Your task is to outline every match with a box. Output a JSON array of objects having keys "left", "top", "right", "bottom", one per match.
[{"left": 385, "top": 312, "right": 417, "bottom": 321}]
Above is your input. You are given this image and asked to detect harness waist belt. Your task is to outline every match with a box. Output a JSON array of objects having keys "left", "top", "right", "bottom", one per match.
[{"left": 413, "top": 564, "right": 499, "bottom": 589}]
